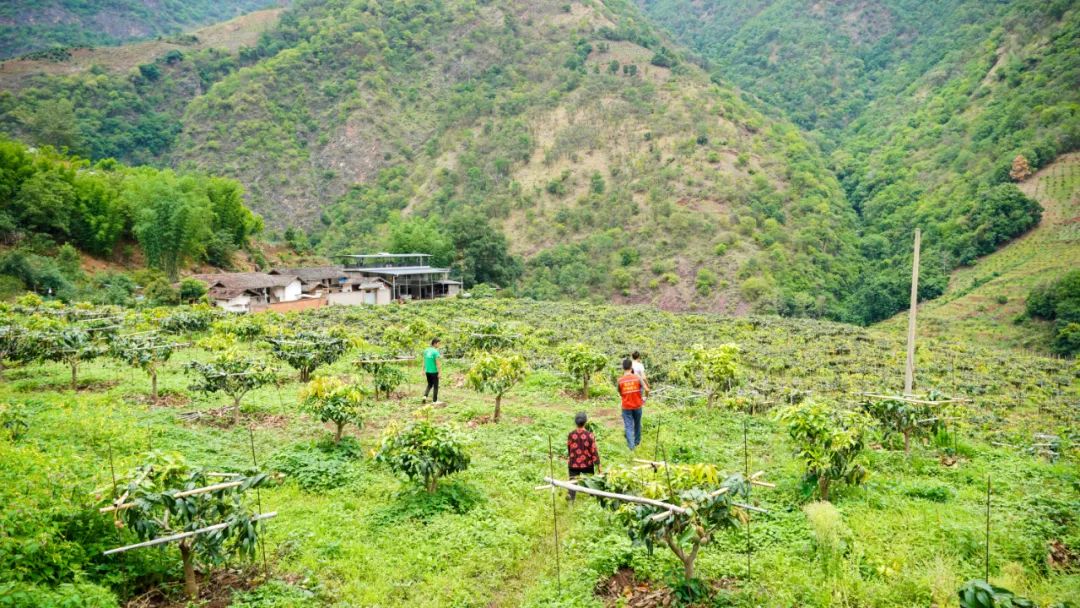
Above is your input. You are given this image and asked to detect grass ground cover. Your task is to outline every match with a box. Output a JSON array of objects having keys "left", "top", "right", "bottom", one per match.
[{"left": 0, "top": 299, "right": 1077, "bottom": 607}]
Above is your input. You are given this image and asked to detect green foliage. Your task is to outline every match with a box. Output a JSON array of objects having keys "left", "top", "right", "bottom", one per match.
[
  {"left": 777, "top": 400, "right": 871, "bottom": 501},
  {"left": 582, "top": 464, "right": 753, "bottom": 580},
  {"left": 1026, "top": 270, "right": 1080, "bottom": 355},
  {"left": 375, "top": 410, "right": 469, "bottom": 493},
  {"left": 559, "top": 342, "right": 607, "bottom": 397},
  {"left": 299, "top": 376, "right": 369, "bottom": 444},
  {"left": 110, "top": 333, "right": 178, "bottom": 400},
  {"left": 0, "top": 138, "right": 260, "bottom": 280},
  {"left": 186, "top": 342, "right": 275, "bottom": 424},
  {"left": 356, "top": 358, "right": 409, "bottom": 399},
  {"left": 678, "top": 344, "right": 740, "bottom": 406},
  {"left": 958, "top": 580, "right": 1037, "bottom": 608},
  {"left": 267, "top": 331, "right": 350, "bottom": 382},
  {"left": 861, "top": 394, "right": 945, "bottom": 454},
  {"left": 0, "top": 403, "right": 29, "bottom": 441},
  {"left": 36, "top": 325, "right": 107, "bottom": 389},
  {"left": 105, "top": 451, "right": 269, "bottom": 598},
  {"left": 268, "top": 438, "right": 363, "bottom": 492},
  {"left": 0, "top": 0, "right": 277, "bottom": 58},
  {"left": 465, "top": 351, "right": 527, "bottom": 422}
]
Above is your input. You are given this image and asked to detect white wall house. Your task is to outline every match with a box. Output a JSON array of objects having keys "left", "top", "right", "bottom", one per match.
[{"left": 192, "top": 272, "right": 303, "bottom": 313}]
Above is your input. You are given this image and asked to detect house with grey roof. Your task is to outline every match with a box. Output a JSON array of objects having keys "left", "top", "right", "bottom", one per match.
[
  {"left": 191, "top": 272, "right": 303, "bottom": 312},
  {"left": 339, "top": 253, "right": 462, "bottom": 301}
]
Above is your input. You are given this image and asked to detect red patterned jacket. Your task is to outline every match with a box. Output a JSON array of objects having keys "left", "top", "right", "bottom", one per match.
[{"left": 567, "top": 428, "right": 600, "bottom": 470}]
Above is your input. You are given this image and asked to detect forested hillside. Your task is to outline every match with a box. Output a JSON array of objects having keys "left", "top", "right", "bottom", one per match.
[
  {"left": 0, "top": 0, "right": 279, "bottom": 59},
  {"left": 0, "top": 0, "right": 1076, "bottom": 328},
  {"left": 643, "top": 0, "right": 1079, "bottom": 323}
]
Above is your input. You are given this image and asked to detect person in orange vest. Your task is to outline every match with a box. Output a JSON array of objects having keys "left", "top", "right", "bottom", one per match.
[{"left": 617, "top": 357, "right": 649, "bottom": 450}]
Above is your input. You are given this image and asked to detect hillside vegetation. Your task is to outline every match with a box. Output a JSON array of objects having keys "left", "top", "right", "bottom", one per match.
[
  {"left": 1, "top": 298, "right": 1076, "bottom": 606},
  {"left": 0, "top": 0, "right": 1076, "bottom": 332},
  {"left": 644, "top": 0, "right": 1079, "bottom": 325},
  {"left": 0, "top": 0, "right": 279, "bottom": 59},
  {"left": 885, "top": 153, "right": 1079, "bottom": 352}
]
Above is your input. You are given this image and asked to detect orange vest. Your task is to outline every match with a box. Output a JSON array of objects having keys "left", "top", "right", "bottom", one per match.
[{"left": 618, "top": 373, "right": 643, "bottom": 409}]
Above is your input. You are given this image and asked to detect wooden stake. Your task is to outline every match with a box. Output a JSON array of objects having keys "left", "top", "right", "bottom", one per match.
[
  {"left": 904, "top": 228, "right": 921, "bottom": 396},
  {"left": 249, "top": 427, "right": 269, "bottom": 577},
  {"left": 103, "top": 512, "right": 277, "bottom": 555},
  {"left": 985, "top": 475, "right": 991, "bottom": 581},
  {"left": 546, "top": 435, "right": 561, "bottom": 597}
]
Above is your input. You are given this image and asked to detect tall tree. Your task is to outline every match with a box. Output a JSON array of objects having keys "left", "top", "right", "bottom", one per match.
[{"left": 126, "top": 171, "right": 212, "bottom": 280}]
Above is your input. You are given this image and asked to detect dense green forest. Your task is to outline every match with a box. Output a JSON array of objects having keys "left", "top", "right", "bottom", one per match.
[
  {"left": 0, "top": 137, "right": 262, "bottom": 299},
  {"left": 0, "top": 0, "right": 1076, "bottom": 330},
  {"left": 0, "top": 0, "right": 278, "bottom": 59}
]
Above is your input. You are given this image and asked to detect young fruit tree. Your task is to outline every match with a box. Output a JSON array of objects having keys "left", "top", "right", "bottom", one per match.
[
  {"left": 355, "top": 357, "right": 408, "bottom": 399},
  {"left": 110, "top": 334, "right": 180, "bottom": 401},
  {"left": 678, "top": 344, "right": 741, "bottom": 407},
  {"left": 100, "top": 452, "right": 269, "bottom": 599},
  {"left": 579, "top": 464, "right": 759, "bottom": 583},
  {"left": 299, "top": 376, "right": 369, "bottom": 444},
  {"left": 186, "top": 347, "right": 276, "bottom": 425},
  {"left": 861, "top": 394, "right": 944, "bottom": 454},
  {"left": 465, "top": 351, "right": 527, "bottom": 422},
  {"left": 38, "top": 325, "right": 108, "bottom": 389},
  {"left": 777, "top": 400, "right": 871, "bottom": 501},
  {"left": 266, "top": 331, "right": 350, "bottom": 382},
  {"left": 375, "top": 410, "right": 470, "bottom": 493},
  {"left": 559, "top": 342, "right": 607, "bottom": 397}
]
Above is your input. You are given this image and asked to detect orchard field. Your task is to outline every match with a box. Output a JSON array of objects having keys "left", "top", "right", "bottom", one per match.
[{"left": 1, "top": 297, "right": 1077, "bottom": 607}]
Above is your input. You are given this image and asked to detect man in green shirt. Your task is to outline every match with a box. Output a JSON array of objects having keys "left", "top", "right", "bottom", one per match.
[{"left": 422, "top": 338, "right": 442, "bottom": 404}]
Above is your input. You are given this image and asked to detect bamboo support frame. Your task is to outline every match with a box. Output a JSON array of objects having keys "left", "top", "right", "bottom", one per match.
[
  {"left": 542, "top": 477, "right": 688, "bottom": 514},
  {"left": 102, "top": 512, "right": 277, "bottom": 556},
  {"left": 100, "top": 480, "right": 245, "bottom": 513}
]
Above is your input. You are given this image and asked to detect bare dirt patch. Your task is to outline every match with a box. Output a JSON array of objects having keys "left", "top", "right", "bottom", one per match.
[
  {"left": 596, "top": 567, "right": 673, "bottom": 607},
  {"left": 123, "top": 566, "right": 263, "bottom": 608}
]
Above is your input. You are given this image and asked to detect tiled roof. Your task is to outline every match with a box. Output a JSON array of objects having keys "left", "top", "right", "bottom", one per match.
[
  {"left": 269, "top": 266, "right": 347, "bottom": 282},
  {"left": 191, "top": 272, "right": 298, "bottom": 290}
]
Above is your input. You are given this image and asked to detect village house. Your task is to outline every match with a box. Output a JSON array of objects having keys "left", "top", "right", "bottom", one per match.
[
  {"left": 269, "top": 266, "right": 349, "bottom": 296},
  {"left": 340, "top": 253, "right": 462, "bottom": 301},
  {"left": 191, "top": 272, "right": 303, "bottom": 313}
]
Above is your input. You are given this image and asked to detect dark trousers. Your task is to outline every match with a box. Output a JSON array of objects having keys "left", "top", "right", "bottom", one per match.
[
  {"left": 622, "top": 408, "right": 642, "bottom": 449},
  {"left": 568, "top": 465, "right": 595, "bottom": 500},
  {"left": 424, "top": 372, "right": 439, "bottom": 402}
]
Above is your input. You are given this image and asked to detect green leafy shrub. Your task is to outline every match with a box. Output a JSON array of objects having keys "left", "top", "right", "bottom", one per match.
[
  {"left": 465, "top": 351, "right": 528, "bottom": 422},
  {"left": 559, "top": 342, "right": 607, "bottom": 397},
  {"left": 299, "top": 376, "right": 370, "bottom": 444},
  {"left": 678, "top": 344, "right": 740, "bottom": 406},
  {"left": 186, "top": 342, "right": 276, "bottom": 424},
  {"left": 375, "top": 411, "right": 469, "bottom": 493},
  {"left": 268, "top": 438, "right": 364, "bottom": 492},
  {"left": 957, "top": 580, "right": 1036, "bottom": 608},
  {"left": 777, "top": 400, "right": 871, "bottom": 501},
  {"left": 267, "top": 331, "right": 350, "bottom": 382}
]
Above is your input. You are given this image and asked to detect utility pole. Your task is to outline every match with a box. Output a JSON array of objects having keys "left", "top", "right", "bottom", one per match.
[{"left": 904, "top": 228, "right": 921, "bottom": 396}]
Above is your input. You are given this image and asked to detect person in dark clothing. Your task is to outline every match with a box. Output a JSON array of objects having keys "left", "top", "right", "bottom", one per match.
[{"left": 567, "top": 411, "right": 600, "bottom": 501}]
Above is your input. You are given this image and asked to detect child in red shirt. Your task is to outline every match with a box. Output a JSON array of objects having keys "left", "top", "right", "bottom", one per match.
[{"left": 567, "top": 412, "right": 600, "bottom": 501}]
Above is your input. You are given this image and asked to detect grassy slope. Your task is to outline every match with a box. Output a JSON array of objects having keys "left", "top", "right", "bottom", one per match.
[
  {"left": 0, "top": 0, "right": 279, "bottom": 59},
  {"left": 3, "top": 300, "right": 1077, "bottom": 607},
  {"left": 881, "top": 153, "right": 1080, "bottom": 351},
  {"left": 0, "top": 8, "right": 283, "bottom": 87}
]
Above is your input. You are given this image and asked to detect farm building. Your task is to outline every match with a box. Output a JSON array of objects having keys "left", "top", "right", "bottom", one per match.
[
  {"left": 269, "top": 266, "right": 349, "bottom": 296},
  {"left": 191, "top": 272, "right": 303, "bottom": 313},
  {"left": 340, "top": 253, "right": 462, "bottom": 301}
]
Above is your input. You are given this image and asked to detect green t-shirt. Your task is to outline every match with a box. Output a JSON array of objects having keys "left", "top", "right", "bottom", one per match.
[{"left": 423, "top": 347, "right": 441, "bottom": 373}]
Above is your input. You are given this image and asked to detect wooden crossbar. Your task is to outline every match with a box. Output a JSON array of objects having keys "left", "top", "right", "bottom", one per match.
[
  {"left": 543, "top": 477, "right": 688, "bottom": 514},
  {"left": 102, "top": 512, "right": 276, "bottom": 555},
  {"left": 860, "top": 393, "right": 971, "bottom": 405},
  {"left": 355, "top": 357, "right": 415, "bottom": 364},
  {"left": 631, "top": 461, "right": 776, "bottom": 488},
  {"left": 100, "top": 480, "right": 244, "bottom": 513}
]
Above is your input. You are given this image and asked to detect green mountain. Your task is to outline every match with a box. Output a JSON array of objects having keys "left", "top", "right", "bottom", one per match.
[
  {"left": 0, "top": 0, "right": 279, "bottom": 59},
  {"left": 643, "top": 0, "right": 1079, "bottom": 323},
  {"left": 1, "top": 0, "right": 864, "bottom": 315},
  {"left": 1, "top": 0, "right": 1076, "bottom": 329}
]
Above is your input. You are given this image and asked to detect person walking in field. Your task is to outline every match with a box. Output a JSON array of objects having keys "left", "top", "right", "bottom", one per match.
[
  {"left": 422, "top": 338, "right": 442, "bottom": 404},
  {"left": 566, "top": 412, "right": 600, "bottom": 501},
  {"left": 631, "top": 351, "right": 646, "bottom": 402},
  {"left": 617, "top": 358, "right": 648, "bottom": 450}
]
